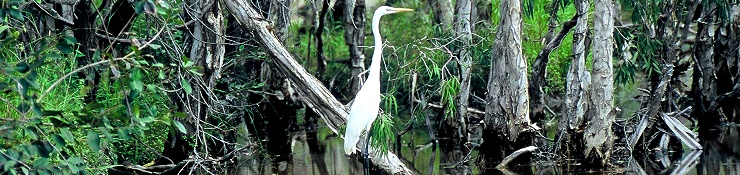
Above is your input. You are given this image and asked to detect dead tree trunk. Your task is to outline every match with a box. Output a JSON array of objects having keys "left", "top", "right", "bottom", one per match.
[
  {"left": 223, "top": 0, "right": 416, "bottom": 173},
  {"left": 584, "top": 0, "right": 615, "bottom": 166},
  {"left": 344, "top": 0, "right": 366, "bottom": 96},
  {"left": 479, "top": 0, "right": 533, "bottom": 170}
]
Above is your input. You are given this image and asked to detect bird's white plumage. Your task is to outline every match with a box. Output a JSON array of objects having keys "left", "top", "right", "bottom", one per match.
[{"left": 343, "top": 6, "right": 413, "bottom": 155}]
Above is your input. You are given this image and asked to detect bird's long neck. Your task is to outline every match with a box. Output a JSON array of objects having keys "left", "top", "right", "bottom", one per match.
[{"left": 369, "top": 14, "right": 383, "bottom": 81}]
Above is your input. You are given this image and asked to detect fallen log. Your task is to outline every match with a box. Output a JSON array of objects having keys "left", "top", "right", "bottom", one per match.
[{"left": 222, "top": 0, "right": 416, "bottom": 174}]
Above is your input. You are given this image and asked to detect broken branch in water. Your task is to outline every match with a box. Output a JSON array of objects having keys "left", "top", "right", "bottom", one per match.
[{"left": 496, "top": 146, "right": 537, "bottom": 170}]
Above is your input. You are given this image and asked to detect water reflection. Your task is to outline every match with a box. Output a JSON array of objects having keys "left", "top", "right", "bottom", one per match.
[{"left": 234, "top": 125, "right": 740, "bottom": 175}]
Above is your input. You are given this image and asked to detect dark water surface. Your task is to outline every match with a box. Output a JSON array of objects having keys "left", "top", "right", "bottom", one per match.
[{"left": 234, "top": 125, "right": 740, "bottom": 175}]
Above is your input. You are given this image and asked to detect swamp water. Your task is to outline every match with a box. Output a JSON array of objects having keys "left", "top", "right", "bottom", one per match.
[{"left": 233, "top": 124, "right": 740, "bottom": 175}]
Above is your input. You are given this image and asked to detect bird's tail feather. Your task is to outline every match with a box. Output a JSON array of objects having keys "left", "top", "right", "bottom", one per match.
[{"left": 344, "top": 126, "right": 362, "bottom": 155}]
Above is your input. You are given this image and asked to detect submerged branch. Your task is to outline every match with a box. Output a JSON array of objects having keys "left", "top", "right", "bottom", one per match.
[{"left": 496, "top": 146, "right": 537, "bottom": 169}]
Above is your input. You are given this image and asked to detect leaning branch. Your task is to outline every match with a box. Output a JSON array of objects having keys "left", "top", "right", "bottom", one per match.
[
  {"left": 222, "top": 0, "right": 416, "bottom": 174},
  {"left": 529, "top": 13, "right": 579, "bottom": 116}
]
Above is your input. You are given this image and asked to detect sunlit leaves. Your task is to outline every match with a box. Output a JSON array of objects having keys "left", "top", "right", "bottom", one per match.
[
  {"left": 173, "top": 120, "right": 187, "bottom": 134},
  {"left": 8, "top": 6, "right": 23, "bottom": 21},
  {"left": 370, "top": 113, "right": 394, "bottom": 156},
  {"left": 59, "top": 128, "right": 74, "bottom": 143},
  {"left": 181, "top": 78, "right": 192, "bottom": 94}
]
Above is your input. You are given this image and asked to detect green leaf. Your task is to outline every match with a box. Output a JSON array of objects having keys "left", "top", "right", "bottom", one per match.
[
  {"left": 21, "top": 166, "right": 28, "bottom": 175},
  {"left": 139, "top": 116, "right": 155, "bottom": 123},
  {"left": 183, "top": 60, "right": 194, "bottom": 68},
  {"left": 33, "top": 158, "right": 49, "bottom": 168},
  {"left": 127, "top": 89, "right": 140, "bottom": 101},
  {"left": 131, "top": 80, "right": 143, "bottom": 92},
  {"left": 56, "top": 44, "right": 74, "bottom": 54},
  {"left": 49, "top": 116, "right": 69, "bottom": 127},
  {"left": 99, "top": 127, "right": 113, "bottom": 139},
  {"left": 0, "top": 10, "right": 5, "bottom": 23},
  {"left": 4, "top": 160, "right": 16, "bottom": 172},
  {"left": 14, "top": 61, "right": 29, "bottom": 73},
  {"left": 26, "top": 70, "right": 38, "bottom": 83},
  {"left": 59, "top": 128, "right": 74, "bottom": 143},
  {"left": 181, "top": 78, "right": 192, "bottom": 94},
  {"left": 173, "top": 120, "right": 187, "bottom": 134},
  {"left": 24, "top": 127, "right": 38, "bottom": 140},
  {"left": 149, "top": 43, "right": 161, "bottom": 50},
  {"left": 0, "top": 25, "right": 7, "bottom": 35},
  {"left": 146, "top": 84, "right": 156, "bottom": 92},
  {"left": 34, "top": 140, "right": 52, "bottom": 158},
  {"left": 117, "top": 128, "right": 130, "bottom": 140},
  {"left": 50, "top": 167, "right": 62, "bottom": 174},
  {"left": 51, "top": 134, "right": 66, "bottom": 148},
  {"left": 16, "top": 102, "right": 30, "bottom": 113},
  {"left": 86, "top": 131, "right": 100, "bottom": 152},
  {"left": 68, "top": 162, "right": 79, "bottom": 173},
  {"left": 158, "top": 70, "right": 165, "bottom": 79},
  {"left": 63, "top": 36, "right": 78, "bottom": 44},
  {"left": 8, "top": 8, "right": 23, "bottom": 21},
  {"left": 134, "top": 1, "right": 145, "bottom": 14},
  {"left": 31, "top": 102, "right": 42, "bottom": 118}
]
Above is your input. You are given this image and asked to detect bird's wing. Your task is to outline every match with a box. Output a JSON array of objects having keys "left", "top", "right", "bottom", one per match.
[{"left": 343, "top": 81, "right": 382, "bottom": 155}]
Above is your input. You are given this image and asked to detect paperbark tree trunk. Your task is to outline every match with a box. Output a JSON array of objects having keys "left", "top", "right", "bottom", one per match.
[
  {"left": 479, "top": 0, "right": 532, "bottom": 169},
  {"left": 557, "top": 0, "right": 589, "bottom": 158},
  {"left": 344, "top": 0, "right": 366, "bottom": 96},
  {"left": 584, "top": 0, "right": 615, "bottom": 166}
]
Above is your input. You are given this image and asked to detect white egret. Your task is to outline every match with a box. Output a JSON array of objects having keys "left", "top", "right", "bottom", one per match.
[{"left": 343, "top": 6, "right": 413, "bottom": 158}]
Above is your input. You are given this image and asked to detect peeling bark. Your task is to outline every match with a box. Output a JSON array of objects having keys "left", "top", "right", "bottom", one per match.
[
  {"left": 557, "top": 0, "right": 589, "bottom": 158},
  {"left": 584, "top": 0, "right": 615, "bottom": 166},
  {"left": 480, "top": 0, "right": 532, "bottom": 169}
]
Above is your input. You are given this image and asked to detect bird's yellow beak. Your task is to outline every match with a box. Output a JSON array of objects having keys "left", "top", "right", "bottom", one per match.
[{"left": 391, "top": 8, "right": 414, "bottom": 13}]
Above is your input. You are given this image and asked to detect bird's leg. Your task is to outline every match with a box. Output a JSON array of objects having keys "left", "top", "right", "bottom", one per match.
[{"left": 363, "top": 128, "right": 373, "bottom": 175}]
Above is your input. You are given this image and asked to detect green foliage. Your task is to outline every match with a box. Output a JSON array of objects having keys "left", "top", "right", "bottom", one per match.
[
  {"left": 521, "top": 0, "right": 577, "bottom": 94},
  {"left": 441, "top": 77, "right": 460, "bottom": 119},
  {"left": 0, "top": 1, "right": 190, "bottom": 174},
  {"left": 370, "top": 113, "right": 394, "bottom": 155}
]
